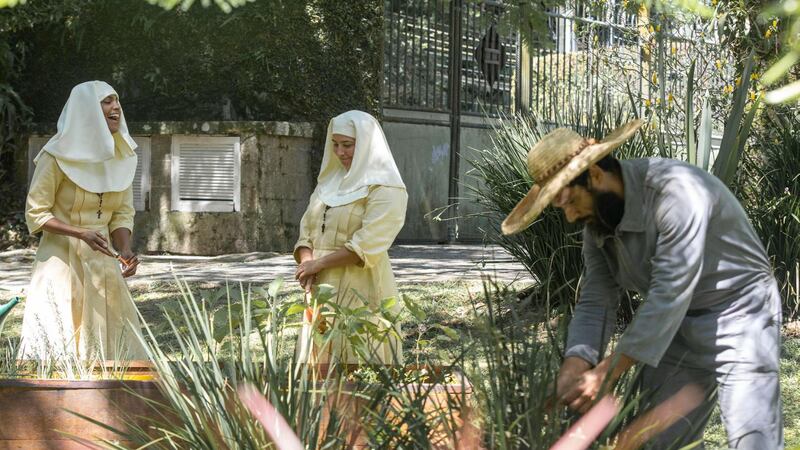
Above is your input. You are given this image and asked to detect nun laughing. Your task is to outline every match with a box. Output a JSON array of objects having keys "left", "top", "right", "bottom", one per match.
[{"left": 19, "top": 80, "right": 145, "bottom": 361}]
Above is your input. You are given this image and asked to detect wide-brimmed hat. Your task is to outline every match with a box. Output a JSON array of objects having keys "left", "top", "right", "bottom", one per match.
[{"left": 501, "top": 119, "right": 643, "bottom": 235}]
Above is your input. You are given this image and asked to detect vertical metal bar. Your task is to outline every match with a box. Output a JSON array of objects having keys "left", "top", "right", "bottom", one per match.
[
  {"left": 417, "top": 1, "right": 425, "bottom": 107},
  {"left": 534, "top": 24, "right": 540, "bottom": 115},
  {"left": 441, "top": 0, "right": 446, "bottom": 110},
  {"left": 410, "top": 2, "right": 417, "bottom": 106},
  {"left": 529, "top": 35, "right": 534, "bottom": 110},
  {"left": 433, "top": 1, "right": 439, "bottom": 108},
  {"left": 394, "top": 0, "right": 400, "bottom": 107},
  {"left": 397, "top": 0, "right": 403, "bottom": 106},
  {"left": 425, "top": 0, "right": 431, "bottom": 108},
  {"left": 447, "top": 0, "right": 463, "bottom": 242},
  {"left": 637, "top": 7, "right": 644, "bottom": 117},
  {"left": 388, "top": 0, "right": 400, "bottom": 106},
  {"left": 561, "top": 16, "right": 566, "bottom": 114}
]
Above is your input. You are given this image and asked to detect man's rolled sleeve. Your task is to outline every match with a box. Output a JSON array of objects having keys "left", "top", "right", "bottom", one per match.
[{"left": 565, "top": 229, "right": 621, "bottom": 366}]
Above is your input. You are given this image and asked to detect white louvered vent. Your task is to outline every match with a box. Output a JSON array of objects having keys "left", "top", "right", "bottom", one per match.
[
  {"left": 131, "top": 137, "right": 151, "bottom": 211},
  {"left": 171, "top": 136, "right": 241, "bottom": 212}
]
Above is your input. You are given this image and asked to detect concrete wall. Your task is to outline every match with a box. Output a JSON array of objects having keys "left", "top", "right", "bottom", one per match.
[
  {"left": 24, "top": 121, "right": 318, "bottom": 255},
  {"left": 21, "top": 114, "right": 502, "bottom": 252}
]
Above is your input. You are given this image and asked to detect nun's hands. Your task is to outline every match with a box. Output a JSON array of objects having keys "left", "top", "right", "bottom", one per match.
[
  {"left": 119, "top": 250, "right": 140, "bottom": 278},
  {"left": 295, "top": 260, "right": 322, "bottom": 292},
  {"left": 79, "top": 230, "right": 115, "bottom": 257}
]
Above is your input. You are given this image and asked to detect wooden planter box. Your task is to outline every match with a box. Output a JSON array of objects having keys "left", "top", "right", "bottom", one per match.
[
  {"left": 0, "top": 361, "right": 161, "bottom": 449},
  {"left": 0, "top": 362, "right": 473, "bottom": 449}
]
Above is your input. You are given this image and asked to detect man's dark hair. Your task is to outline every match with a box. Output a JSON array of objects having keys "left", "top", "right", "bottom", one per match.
[{"left": 568, "top": 154, "right": 621, "bottom": 187}]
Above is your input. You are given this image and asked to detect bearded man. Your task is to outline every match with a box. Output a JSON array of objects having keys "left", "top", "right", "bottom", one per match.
[{"left": 502, "top": 120, "right": 783, "bottom": 449}]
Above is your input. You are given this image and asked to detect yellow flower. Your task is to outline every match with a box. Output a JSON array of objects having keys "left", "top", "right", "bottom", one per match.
[
  {"left": 773, "top": 19, "right": 778, "bottom": 27},
  {"left": 735, "top": 76, "right": 741, "bottom": 86},
  {"left": 723, "top": 85, "right": 733, "bottom": 94},
  {"left": 652, "top": 73, "right": 658, "bottom": 84},
  {"left": 750, "top": 72, "right": 759, "bottom": 81},
  {"left": 765, "top": 29, "right": 772, "bottom": 38},
  {"left": 671, "top": 45, "right": 677, "bottom": 55},
  {"left": 645, "top": 98, "right": 652, "bottom": 107},
  {"left": 667, "top": 93, "right": 674, "bottom": 103},
  {"left": 649, "top": 25, "right": 655, "bottom": 33},
  {"left": 711, "top": 0, "right": 717, "bottom": 5},
  {"left": 656, "top": 98, "right": 661, "bottom": 105},
  {"left": 749, "top": 91, "right": 757, "bottom": 101},
  {"left": 715, "top": 59, "right": 722, "bottom": 70},
  {"left": 656, "top": 25, "right": 661, "bottom": 32}
]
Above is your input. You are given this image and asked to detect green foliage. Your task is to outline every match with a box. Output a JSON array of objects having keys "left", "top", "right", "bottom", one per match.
[
  {"left": 740, "top": 109, "right": 800, "bottom": 318},
  {"left": 709, "top": 53, "right": 761, "bottom": 187},
  {"left": 0, "top": 0, "right": 252, "bottom": 12},
  {"left": 759, "top": 1, "right": 800, "bottom": 103},
  {"left": 3, "top": 0, "right": 382, "bottom": 123}
]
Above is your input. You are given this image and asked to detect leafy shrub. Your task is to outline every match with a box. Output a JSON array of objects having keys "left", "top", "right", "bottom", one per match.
[{"left": 740, "top": 109, "right": 800, "bottom": 318}]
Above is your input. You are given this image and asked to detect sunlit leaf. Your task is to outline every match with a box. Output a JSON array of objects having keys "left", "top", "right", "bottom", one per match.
[
  {"left": 285, "top": 303, "right": 306, "bottom": 316},
  {"left": 267, "top": 277, "right": 284, "bottom": 298},
  {"left": 765, "top": 80, "right": 800, "bottom": 104}
]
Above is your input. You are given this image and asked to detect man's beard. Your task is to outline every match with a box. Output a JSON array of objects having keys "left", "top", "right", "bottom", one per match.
[{"left": 586, "top": 188, "right": 625, "bottom": 235}]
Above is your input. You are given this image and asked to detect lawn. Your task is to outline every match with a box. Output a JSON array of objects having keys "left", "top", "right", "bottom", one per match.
[{"left": 1, "top": 279, "right": 797, "bottom": 448}]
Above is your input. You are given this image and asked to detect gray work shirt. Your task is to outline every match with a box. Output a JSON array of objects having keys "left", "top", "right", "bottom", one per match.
[{"left": 565, "top": 158, "right": 775, "bottom": 368}]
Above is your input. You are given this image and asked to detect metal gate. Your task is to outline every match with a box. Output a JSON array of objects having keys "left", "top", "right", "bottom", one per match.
[
  {"left": 383, "top": 0, "right": 519, "bottom": 242},
  {"left": 382, "top": 0, "right": 722, "bottom": 242}
]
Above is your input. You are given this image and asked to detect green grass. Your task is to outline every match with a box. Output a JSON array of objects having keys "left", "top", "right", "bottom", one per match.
[{"left": 1, "top": 280, "right": 797, "bottom": 448}]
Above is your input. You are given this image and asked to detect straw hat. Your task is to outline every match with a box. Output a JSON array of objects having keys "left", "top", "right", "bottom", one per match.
[{"left": 501, "top": 119, "right": 643, "bottom": 235}]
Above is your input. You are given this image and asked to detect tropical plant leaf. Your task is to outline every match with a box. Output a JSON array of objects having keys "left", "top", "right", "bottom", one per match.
[
  {"left": 712, "top": 51, "right": 756, "bottom": 186},
  {"left": 686, "top": 60, "right": 697, "bottom": 166}
]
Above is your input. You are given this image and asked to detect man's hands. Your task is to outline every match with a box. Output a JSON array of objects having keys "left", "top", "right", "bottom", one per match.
[
  {"left": 554, "top": 356, "right": 593, "bottom": 409},
  {"left": 555, "top": 353, "right": 635, "bottom": 414},
  {"left": 560, "top": 364, "right": 609, "bottom": 414}
]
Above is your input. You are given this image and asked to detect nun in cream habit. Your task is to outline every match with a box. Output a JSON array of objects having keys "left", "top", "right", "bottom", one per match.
[
  {"left": 294, "top": 110, "right": 408, "bottom": 364},
  {"left": 19, "top": 81, "right": 145, "bottom": 361}
]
